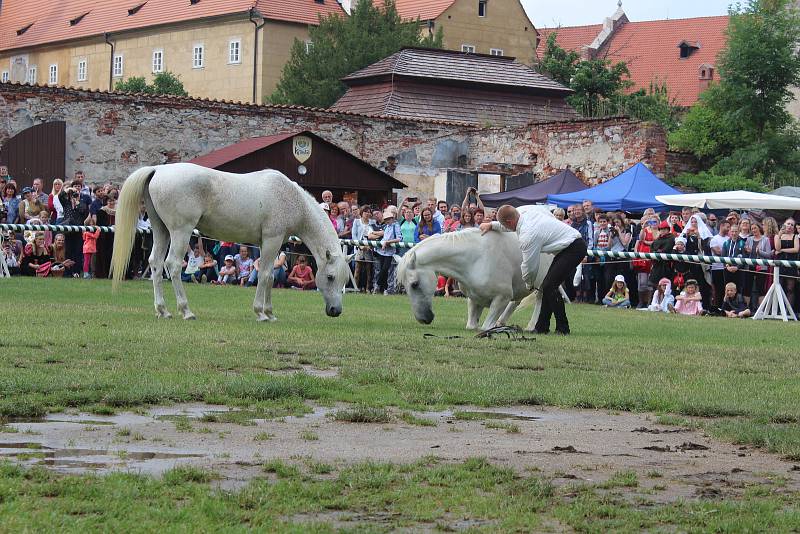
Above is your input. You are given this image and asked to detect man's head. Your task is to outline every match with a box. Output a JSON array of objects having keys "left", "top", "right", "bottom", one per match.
[
  {"left": 437, "top": 200, "right": 448, "bottom": 214},
  {"left": 582, "top": 200, "right": 593, "bottom": 213},
  {"left": 707, "top": 214, "right": 718, "bottom": 228},
  {"left": 74, "top": 171, "right": 85, "bottom": 185},
  {"left": 372, "top": 209, "right": 383, "bottom": 223},
  {"left": 718, "top": 221, "right": 730, "bottom": 236},
  {"left": 95, "top": 185, "right": 107, "bottom": 199},
  {"left": 0, "top": 165, "right": 8, "bottom": 177},
  {"left": 337, "top": 201, "right": 349, "bottom": 217},
  {"left": 32, "top": 178, "right": 43, "bottom": 192},
  {"left": 497, "top": 205, "right": 519, "bottom": 231},
  {"left": 473, "top": 208, "right": 484, "bottom": 225},
  {"left": 597, "top": 214, "right": 609, "bottom": 228},
  {"left": 681, "top": 207, "right": 692, "bottom": 222},
  {"left": 322, "top": 190, "right": 333, "bottom": 204},
  {"left": 427, "top": 197, "right": 437, "bottom": 210},
  {"left": 571, "top": 204, "right": 585, "bottom": 222}
]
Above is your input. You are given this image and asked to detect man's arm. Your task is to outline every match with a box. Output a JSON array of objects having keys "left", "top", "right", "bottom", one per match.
[
  {"left": 480, "top": 221, "right": 513, "bottom": 234},
  {"left": 519, "top": 238, "right": 543, "bottom": 289}
]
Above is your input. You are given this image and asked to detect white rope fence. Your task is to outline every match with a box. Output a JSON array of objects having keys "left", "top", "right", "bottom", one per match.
[{"left": 2, "top": 223, "right": 798, "bottom": 321}]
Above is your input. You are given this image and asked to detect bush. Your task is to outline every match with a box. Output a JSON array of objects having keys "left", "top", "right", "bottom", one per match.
[{"left": 668, "top": 172, "right": 767, "bottom": 193}]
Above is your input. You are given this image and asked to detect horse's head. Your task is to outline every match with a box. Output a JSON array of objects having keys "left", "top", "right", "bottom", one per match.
[
  {"left": 316, "top": 249, "right": 351, "bottom": 317},
  {"left": 397, "top": 252, "right": 437, "bottom": 324}
]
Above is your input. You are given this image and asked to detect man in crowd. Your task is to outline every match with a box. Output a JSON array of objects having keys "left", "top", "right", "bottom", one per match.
[
  {"left": 73, "top": 171, "right": 91, "bottom": 197},
  {"left": 0, "top": 165, "right": 11, "bottom": 187},
  {"left": 322, "top": 190, "right": 334, "bottom": 205},
  {"left": 88, "top": 184, "right": 108, "bottom": 225},
  {"left": 427, "top": 197, "right": 445, "bottom": 227},
  {"left": 706, "top": 213, "right": 719, "bottom": 236},
  {"left": 32, "top": 178, "right": 48, "bottom": 206},
  {"left": 480, "top": 204, "right": 585, "bottom": 335},
  {"left": 582, "top": 199, "right": 594, "bottom": 218},
  {"left": 367, "top": 209, "right": 385, "bottom": 294},
  {"left": 570, "top": 203, "right": 595, "bottom": 303},
  {"left": 709, "top": 220, "right": 730, "bottom": 305}
]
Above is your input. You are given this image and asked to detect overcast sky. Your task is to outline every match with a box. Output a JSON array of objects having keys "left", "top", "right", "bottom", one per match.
[{"left": 523, "top": 0, "right": 732, "bottom": 28}]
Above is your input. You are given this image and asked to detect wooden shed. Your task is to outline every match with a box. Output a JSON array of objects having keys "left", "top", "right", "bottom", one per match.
[{"left": 188, "top": 131, "right": 405, "bottom": 206}]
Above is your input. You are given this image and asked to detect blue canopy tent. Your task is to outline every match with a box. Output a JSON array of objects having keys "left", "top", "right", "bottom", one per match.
[
  {"left": 547, "top": 162, "right": 682, "bottom": 212},
  {"left": 481, "top": 169, "right": 587, "bottom": 208}
]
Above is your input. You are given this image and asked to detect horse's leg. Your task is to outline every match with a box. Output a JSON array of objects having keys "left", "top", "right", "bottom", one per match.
[
  {"left": 147, "top": 208, "right": 172, "bottom": 319},
  {"left": 497, "top": 301, "right": 519, "bottom": 326},
  {"left": 164, "top": 227, "right": 196, "bottom": 320},
  {"left": 466, "top": 298, "right": 482, "bottom": 330},
  {"left": 526, "top": 291, "right": 543, "bottom": 332},
  {"left": 254, "top": 236, "right": 283, "bottom": 322},
  {"left": 481, "top": 296, "right": 511, "bottom": 330}
]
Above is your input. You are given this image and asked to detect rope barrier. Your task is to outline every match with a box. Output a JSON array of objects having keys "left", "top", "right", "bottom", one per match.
[{"left": 3, "top": 223, "right": 800, "bottom": 269}]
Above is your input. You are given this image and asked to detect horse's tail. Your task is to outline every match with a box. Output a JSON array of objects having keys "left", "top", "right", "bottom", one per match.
[{"left": 111, "top": 166, "right": 157, "bottom": 291}]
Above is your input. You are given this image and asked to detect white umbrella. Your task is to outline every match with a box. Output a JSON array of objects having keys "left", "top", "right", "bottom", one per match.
[{"left": 655, "top": 190, "right": 800, "bottom": 210}]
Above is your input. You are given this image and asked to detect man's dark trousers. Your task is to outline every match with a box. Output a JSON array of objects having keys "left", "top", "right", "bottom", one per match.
[{"left": 535, "top": 238, "right": 588, "bottom": 334}]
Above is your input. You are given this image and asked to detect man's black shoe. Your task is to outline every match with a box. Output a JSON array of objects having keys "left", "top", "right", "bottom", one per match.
[
  {"left": 554, "top": 329, "right": 570, "bottom": 336},
  {"left": 533, "top": 328, "right": 550, "bottom": 335}
]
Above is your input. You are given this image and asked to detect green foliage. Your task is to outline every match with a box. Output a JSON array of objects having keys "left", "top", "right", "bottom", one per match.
[
  {"left": 668, "top": 171, "right": 768, "bottom": 193},
  {"left": 536, "top": 33, "right": 580, "bottom": 86},
  {"left": 670, "top": 0, "right": 800, "bottom": 187},
  {"left": 114, "top": 71, "right": 188, "bottom": 97},
  {"left": 566, "top": 59, "right": 632, "bottom": 115},
  {"left": 270, "top": 0, "right": 442, "bottom": 108}
]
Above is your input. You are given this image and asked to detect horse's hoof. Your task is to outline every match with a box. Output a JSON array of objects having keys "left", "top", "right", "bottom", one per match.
[
  {"left": 157, "top": 311, "right": 172, "bottom": 319},
  {"left": 183, "top": 313, "right": 197, "bottom": 320}
]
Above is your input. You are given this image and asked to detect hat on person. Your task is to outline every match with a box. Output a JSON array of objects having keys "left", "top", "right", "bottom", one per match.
[
  {"left": 658, "top": 220, "right": 670, "bottom": 229},
  {"left": 382, "top": 209, "right": 395, "bottom": 220},
  {"left": 21, "top": 186, "right": 33, "bottom": 194},
  {"left": 614, "top": 274, "right": 625, "bottom": 283},
  {"left": 224, "top": 255, "right": 234, "bottom": 262},
  {"left": 658, "top": 278, "right": 671, "bottom": 286},
  {"left": 320, "top": 202, "right": 330, "bottom": 211},
  {"left": 674, "top": 236, "right": 687, "bottom": 244}
]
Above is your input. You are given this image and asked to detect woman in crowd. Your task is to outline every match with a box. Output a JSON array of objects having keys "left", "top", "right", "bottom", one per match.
[
  {"left": 399, "top": 207, "right": 417, "bottom": 245},
  {"left": 329, "top": 203, "right": 343, "bottom": 234},
  {"left": 2, "top": 183, "right": 20, "bottom": 224},
  {"left": 459, "top": 208, "right": 475, "bottom": 230},
  {"left": 415, "top": 208, "right": 441, "bottom": 242},
  {"left": 59, "top": 183, "right": 89, "bottom": 269},
  {"left": 681, "top": 214, "right": 714, "bottom": 309},
  {"left": 20, "top": 233, "right": 52, "bottom": 276},
  {"left": 94, "top": 197, "right": 116, "bottom": 279},
  {"left": 443, "top": 205, "right": 461, "bottom": 232},
  {"left": 48, "top": 179, "right": 64, "bottom": 223},
  {"left": 634, "top": 211, "right": 659, "bottom": 308},
  {"left": 351, "top": 205, "right": 373, "bottom": 292},
  {"left": 552, "top": 208, "right": 566, "bottom": 222},
  {"left": 49, "top": 233, "right": 77, "bottom": 277},
  {"left": 747, "top": 221, "right": 772, "bottom": 311},
  {"left": 647, "top": 278, "right": 674, "bottom": 312},
  {"left": 774, "top": 218, "right": 799, "bottom": 311}
]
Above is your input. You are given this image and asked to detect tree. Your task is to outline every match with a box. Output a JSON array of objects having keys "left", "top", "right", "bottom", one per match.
[
  {"left": 114, "top": 71, "right": 188, "bottom": 96},
  {"left": 270, "top": 0, "right": 443, "bottom": 108},
  {"left": 536, "top": 33, "right": 579, "bottom": 86},
  {"left": 566, "top": 58, "right": 631, "bottom": 115},
  {"left": 669, "top": 0, "right": 800, "bottom": 187}
]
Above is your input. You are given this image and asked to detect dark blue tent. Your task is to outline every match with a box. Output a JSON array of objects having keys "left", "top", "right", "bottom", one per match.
[
  {"left": 547, "top": 163, "right": 682, "bottom": 212},
  {"left": 481, "top": 169, "right": 587, "bottom": 208}
]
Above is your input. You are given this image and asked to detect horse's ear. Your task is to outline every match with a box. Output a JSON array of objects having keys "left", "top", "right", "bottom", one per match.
[
  {"left": 408, "top": 253, "right": 416, "bottom": 269},
  {"left": 325, "top": 249, "right": 332, "bottom": 262}
]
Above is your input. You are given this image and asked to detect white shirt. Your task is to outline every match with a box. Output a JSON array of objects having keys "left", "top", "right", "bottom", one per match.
[
  {"left": 492, "top": 205, "right": 582, "bottom": 288},
  {"left": 708, "top": 234, "right": 728, "bottom": 270},
  {"left": 185, "top": 251, "right": 203, "bottom": 274},
  {"left": 433, "top": 209, "right": 445, "bottom": 227}
]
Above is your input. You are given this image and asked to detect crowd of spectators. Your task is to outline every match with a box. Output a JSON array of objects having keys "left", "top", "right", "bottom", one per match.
[{"left": 3, "top": 165, "right": 800, "bottom": 319}]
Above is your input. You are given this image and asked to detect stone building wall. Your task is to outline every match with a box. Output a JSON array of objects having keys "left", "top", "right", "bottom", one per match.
[{"left": 0, "top": 83, "right": 668, "bottom": 200}]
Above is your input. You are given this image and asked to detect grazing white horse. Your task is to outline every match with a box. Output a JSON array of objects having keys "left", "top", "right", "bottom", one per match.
[
  {"left": 111, "top": 163, "right": 350, "bottom": 321},
  {"left": 396, "top": 229, "right": 564, "bottom": 331}
]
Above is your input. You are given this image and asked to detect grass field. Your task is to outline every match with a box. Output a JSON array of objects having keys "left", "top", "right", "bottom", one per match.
[{"left": 1, "top": 277, "right": 800, "bottom": 531}]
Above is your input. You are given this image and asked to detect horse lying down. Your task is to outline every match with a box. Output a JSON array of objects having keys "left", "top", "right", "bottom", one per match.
[{"left": 395, "top": 228, "right": 568, "bottom": 331}]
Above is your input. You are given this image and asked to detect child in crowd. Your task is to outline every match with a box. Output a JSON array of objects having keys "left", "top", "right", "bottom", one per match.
[
  {"left": 181, "top": 242, "right": 204, "bottom": 283},
  {"left": 198, "top": 251, "right": 218, "bottom": 283},
  {"left": 646, "top": 278, "right": 674, "bottom": 312},
  {"left": 288, "top": 255, "right": 316, "bottom": 290},
  {"left": 235, "top": 245, "right": 254, "bottom": 287},
  {"left": 213, "top": 255, "right": 237, "bottom": 285},
  {"left": 670, "top": 279, "right": 703, "bottom": 315},
  {"left": 81, "top": 227, "right": 100, "bottom": 279},
  {"left": 721, "top": 282, "right": 752, "bottom": 318},
  {"left": 602, "top": 274, "right": 630, "bottom": 308}
]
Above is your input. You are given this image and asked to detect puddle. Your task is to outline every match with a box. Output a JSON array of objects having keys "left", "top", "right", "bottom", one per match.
[
  {"left": 422, "top": 409, "right": 543, "bottom": 422},
  {"left": 266, "top": 365, "right": 340, "bottom": 379},
  {"left": 284, "top": 406, "right": 335, "bottom": 421},
  {"left": 149, "top": 404, "right": 232, "bottom": 419}
]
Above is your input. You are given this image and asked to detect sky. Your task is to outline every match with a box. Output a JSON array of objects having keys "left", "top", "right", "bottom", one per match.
[{"left": 522, "top": 0, "right": 732, "bottom": 28}]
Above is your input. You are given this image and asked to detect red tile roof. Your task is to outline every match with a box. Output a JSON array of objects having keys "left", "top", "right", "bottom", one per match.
[
  {"left": 374, "top": 0, "right": 456, "bottom": 21},
  {"left": 188, "top": 131, "right": 298, "bottom": 169},
  {"left": 0, "top": 0, "right": 345, "bottom": 53},
  {"left": 343, "top": 47, "right": 572, "bottom": 94},
  {"left": 538, "top": 15, "right": 730, "bottom": 107}
]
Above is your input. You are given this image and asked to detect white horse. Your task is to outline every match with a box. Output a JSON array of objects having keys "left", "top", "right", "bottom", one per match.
[
  {"left": 111, "top": 163, "right": 351, "bottom": 321},
  {"left": 396, "top": 229, "right": 564, "bottom": 331}
]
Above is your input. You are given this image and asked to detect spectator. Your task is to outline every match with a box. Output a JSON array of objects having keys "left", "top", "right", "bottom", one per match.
[
  {"left": 633, "top": 211, "right": 658, "bottom": 308},
  {"left": 570, "top": 204, "right": 595, "bottom": 303},
  {"left": 2, "top": 182, "right": 20, "bottom": 224},
  {"left": 72, "top": 171, "right": 90, "bottom": 197},
  {"left": 212, "top": 255, "right": 237, "bottom": 285},
  {"left": 680, "top": 206, "right": 693, "bottom": 228},
  {"left": 272, "top": 251, "right": 288, "bottom": 288},
  {"left": 234, "top": 245, "right": 254, "bottom": 286},
  {"left": 443, "top": 205, "right": 461, "bottom": 232},
  {"left": 462, "top": 187, "right": 484, "bottom": 214},
  {"left": 459, "top": 208, "right": 475, "bottom": 230},
  {"left": 180, "top": 241, "right": 203, "bottom": 283},
  {"left": 707, "top": 213, "right": 719, "bottom": 236},
  {"left": 21, "top": 233, "right": 52, "bottom": 276},
  {"left": 49, "top": 232, "right": 77, "bottom": 277},
  {"left": 321, "top": 190, "right": 334, "bottom": 205},
  {"left": 723, "top": 218, "right": 750, "bottom": 300},
  {"left": 649, "top": 221, "right": 676, "bottom": 287},
  {"left": 411, "top": 202, "right": 422, "bottom": 224},
  {"left": 415, "top": 208, "right": 441, "bottom": 242},
  {"left": 399, "top": 207, "right": 417, "bottom": 244},
  {"left": 32, "top": 178, "right": 48, "bottom": 206},
  {"left": 19, "top": 187, "right": 46, "bottom": 223},
  {"left": 2, "top": 234, "right": 21, "bottom": 275},
  {"left": 288, "top": 255, "right": 316, "bottom": 290},
  {"left": 132, "top": 203, "right": 152, "bottom": 279},
  {"left": 709, "top": 221, "right": 731, "bottom": 306},
  {"left": 196, "top": 250, "right": 218, "bottom": 283},
  {"left": 646, "top": 278, "right": 674, "bottom": 312},
  {"left": 426, "top": 197, "right": 445, "bottom": 227},
  {"left": 473, "top": 208, "right": 485, "bottom": 226},
  {"left": 602, "top": 274, "right": 630, "bottom": 308},
  {"left": 680, "top": 214, "right": 714, "bottom": 310},
  {"left": 352, "top": 205, "right": 373, "bottom": 293},
  {"left": 48, "top": 179, "right": 64, "bottom": 223},
  {"left": 553, "top": 208, "right": 566, "bottom": 221},
  {"left": 81, "top": 227, "right": 101, "bottom": 279},
  {"left": 437, "top": 200, "right": 449, "bottom": 220},
  {"left": 0, "top": 165, "right": 11, "bottom": 186},
  {"left": 670, "top": 236, "right": 692, "bottom": 292},
  {"left": 337, "top": 201, "right": 353, "bottom": 239},
  {"left": 582, "top": 199, "right": 594, "bottom": 217},
  {"left": 329, "top": 203, "right": 343, "bottom": 233},
  {"left": 94, "top": 197, "right": 116, "bottom": 279},
  {"left": 721, "top": 282, "right": 752, "bottom": 318},
  {"left": 747, "top": 221, "right": 772, "bottom": 311},
  {"left": 670, "top": 278, "right": 703, "bottom": 315},
  {"left": 668, "top": 211, "right": 682, "bottom": 234},
  {"left": 87, "top": 184, "right": 107, "bottom": 225},
  {"left": 375, "top": 209, "right": 401, "bottom": 294},
  {"left": 774, "top": 218, "right": 799, "bottom": 310}
]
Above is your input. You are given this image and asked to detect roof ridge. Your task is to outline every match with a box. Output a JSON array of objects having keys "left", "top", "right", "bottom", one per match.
[{"left": 539, "top": 14, "right": 728, "bottom": 32}]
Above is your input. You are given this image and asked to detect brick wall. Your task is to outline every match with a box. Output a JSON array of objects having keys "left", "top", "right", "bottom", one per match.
[{"left": 0, "top": 83, "right": 668, "bottom": 198}]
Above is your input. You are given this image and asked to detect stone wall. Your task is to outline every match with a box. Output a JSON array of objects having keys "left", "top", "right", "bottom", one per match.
[
  {"left": 665, "top": 150, "right": 702, "bottom": 179},
  {"left": 0, "top": 83, "right": 668, "bottom": 199}
]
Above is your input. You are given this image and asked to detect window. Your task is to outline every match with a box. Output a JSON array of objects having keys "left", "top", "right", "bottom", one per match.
[
  {"left": 305, "top": 40, "right": 313, "bottom": 54},
  {"left": 228, "top": 39, "right": 241, "bottom": 64},
  {"left": 490, "top": 48, "right": 503, "bottom": 56},
  {"left": 77, "top": 59, "right": 87, "bottom": 81},
  {"left": 461, "top": 44, "right": 475, "bottom": 53},
  {"left": 113, "top": 54, "right": 123, "bottom": 77},
  {"left": 152, "top": 49, "right": 163, "bottom": 73},
  {"left": 48, "top": 64, "right": 58, "bottom": 85},
  {"left": 1, "top": 71, "right": 8, "bottom": 83},
  {"left": 27, "top": 65, "right": 37, "bottom": 84},
  {"left": 192, "top": 43, "right": 204, "bottom": 68},
  {"left": 478, "top": 0, "right": 487, "bottom": 17}
]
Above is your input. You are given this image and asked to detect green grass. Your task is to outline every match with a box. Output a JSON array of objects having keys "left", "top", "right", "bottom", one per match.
[
  {"left": 331, "top": 405, "right": 391, "bottom": 424},
  {"left": 485, "top": 420, "right": 521, "bottom": 433}
]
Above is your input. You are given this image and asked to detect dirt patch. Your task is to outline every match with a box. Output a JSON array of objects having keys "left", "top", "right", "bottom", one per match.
[{"left": 3, "top": 404, "right": 799, "bottom": 503}]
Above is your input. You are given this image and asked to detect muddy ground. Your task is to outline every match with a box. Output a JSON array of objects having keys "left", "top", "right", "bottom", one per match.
[{"left": 3, "top": 403, "right": 799, "bottom": 501}]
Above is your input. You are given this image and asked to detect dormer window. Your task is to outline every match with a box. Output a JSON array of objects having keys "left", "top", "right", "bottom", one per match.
[
  {"left": 69, "top": 12, "right": 90, "bottom": 26},
  {"left": 699, "top": 64, "right": 714, "bottom": 80},
  {"left": 128, "top": 2, "right": 147, "bottom": 15},
  {"left": 678, "top": 40, "right": 700, "bottom": 59}
]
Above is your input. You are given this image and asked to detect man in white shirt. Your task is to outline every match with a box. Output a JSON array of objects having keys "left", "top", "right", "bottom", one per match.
[{"left": 480, "top": 204, "right": 586, "bottom": 335}]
